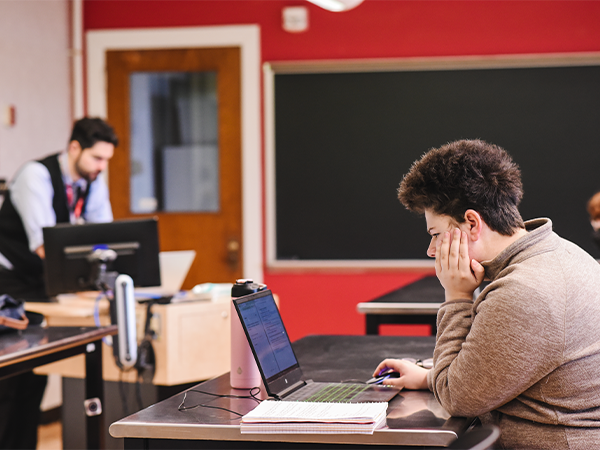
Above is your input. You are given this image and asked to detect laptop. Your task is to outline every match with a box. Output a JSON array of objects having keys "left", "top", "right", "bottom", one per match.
[
  {"left": 135, "top": 250, "right": 196, "bottom": 299},
  {"left": 233, "top": 289, "right": 399, "bottom": 403}
]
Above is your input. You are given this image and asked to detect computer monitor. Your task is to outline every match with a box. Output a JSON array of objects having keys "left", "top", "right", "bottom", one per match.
[
  {"left": 43, "top": 218, "right": 161, "bottom": 297},
  {"left": 43, "top": 218, "right": 161, "bottom": 370}
]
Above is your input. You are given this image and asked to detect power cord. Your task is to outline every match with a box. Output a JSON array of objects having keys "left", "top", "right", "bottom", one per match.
[
  {"left": 95, "top": 287, "right": 147, "bottom": 415},
  {"left": 118, "top": 369, "right": 131, "bottom": 416},
  {"left": 116, "top": 364, "right": 146, "bottom": 416},
  {"left": 178, "top": 387, "right": 262, "bottom": 417}
]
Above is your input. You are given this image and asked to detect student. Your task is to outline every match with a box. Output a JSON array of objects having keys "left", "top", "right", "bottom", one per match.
[
  {"left": 374, "top": 140, "right": 600, "bottom": 449},
  {"left": 0, "top": 117, "right": 117, "bottom": 449}
]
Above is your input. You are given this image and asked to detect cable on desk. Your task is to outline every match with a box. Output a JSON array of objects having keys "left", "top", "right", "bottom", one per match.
[{"left": 178, "top": 387, "right": 262, "bottom": 417}]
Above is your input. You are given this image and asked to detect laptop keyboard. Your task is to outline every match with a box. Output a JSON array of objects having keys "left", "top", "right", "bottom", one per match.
[{"left": 300, "top": 383, "right": 369, "bottom": 403}]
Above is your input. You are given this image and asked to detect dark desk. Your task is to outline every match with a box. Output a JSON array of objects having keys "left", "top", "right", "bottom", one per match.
[
  {"left": 357, "top": 276, "right": 444, "bottom": 335},
  {"left": 110, "top": 335, "right": 473, "bottom": 449},
  {"left": 0, "top": 325, "right": 117, "bottom": 449}
]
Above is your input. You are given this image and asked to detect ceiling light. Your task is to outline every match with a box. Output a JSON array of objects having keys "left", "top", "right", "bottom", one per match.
[{"left": 307, "top": 0, "right": 364, "bottom": 12}]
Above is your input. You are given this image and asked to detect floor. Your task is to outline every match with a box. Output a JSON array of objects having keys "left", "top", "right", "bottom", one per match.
[{"left": 38, "top": 421, "right": 62, "bottom": 450}]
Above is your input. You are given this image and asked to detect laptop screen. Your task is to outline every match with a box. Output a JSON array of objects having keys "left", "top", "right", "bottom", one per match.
[{"left": 234, "top": 290, "right": 299, "bottom": 381}]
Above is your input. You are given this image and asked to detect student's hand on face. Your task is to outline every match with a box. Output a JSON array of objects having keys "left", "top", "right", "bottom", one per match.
[
  {"left": 372, "top": 359, "right": 429, "bottom": 391},
  {"left": 435, "top": 228, "right": 485, "bottom": 302}
]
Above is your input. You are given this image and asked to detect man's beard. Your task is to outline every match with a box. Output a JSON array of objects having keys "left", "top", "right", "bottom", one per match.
[{"left": 75, "top": 157, "right": 99, "bottom": 182}]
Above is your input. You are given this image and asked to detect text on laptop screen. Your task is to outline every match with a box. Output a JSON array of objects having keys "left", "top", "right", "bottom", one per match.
[{"left": 237, "top": 293, "right": 297, "bottom": 378}]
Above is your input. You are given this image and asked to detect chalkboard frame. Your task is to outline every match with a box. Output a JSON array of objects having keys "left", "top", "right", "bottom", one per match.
[{"left": 264, "top": 53, "right": 600, "bottom": 269}]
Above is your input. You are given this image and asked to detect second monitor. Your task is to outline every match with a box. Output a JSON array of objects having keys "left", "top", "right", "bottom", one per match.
[{"left": 43, "top": 217, "right": 161, "bottom": 297}]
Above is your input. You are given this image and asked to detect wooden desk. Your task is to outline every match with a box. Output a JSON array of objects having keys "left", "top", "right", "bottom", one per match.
[
  {"left": 28, "top": 294, "right": 231, "bottom": 385},
  {"left": 0, "top": 325, "right": 117, "bottom": 449},
  {"left": 357, "top": 276, "right": 443, "bottom": 335},
  {"left": 109, "top": 335, "right": 473, "bottom": 449}
]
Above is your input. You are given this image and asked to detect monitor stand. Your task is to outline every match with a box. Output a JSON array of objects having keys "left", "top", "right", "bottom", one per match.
[{"left": 87, "top": 247, "right": 138, "bottom": 370}]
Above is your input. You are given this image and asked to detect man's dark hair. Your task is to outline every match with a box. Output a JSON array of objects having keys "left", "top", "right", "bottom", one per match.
[
  {"left": 398, "top": 139, "right": 525, "bottom": 236},
  {"left": 69, "top": 117, "right": 118, "bottom": 150}
]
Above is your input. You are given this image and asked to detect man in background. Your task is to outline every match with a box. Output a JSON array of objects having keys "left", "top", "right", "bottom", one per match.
[
  {"left": 0, "top": 116, "right": 117, "bottom": 302},
  {"left": 0, "top": 117, "right": 117, "bottom": 449}
]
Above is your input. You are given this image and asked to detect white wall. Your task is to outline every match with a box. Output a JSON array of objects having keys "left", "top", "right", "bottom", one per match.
[
  {"left": 0, "top": 0, "right": 71, "bottom": 180},
  {"left": 0, "top": 0, "right": 71, "bottom": 412}
]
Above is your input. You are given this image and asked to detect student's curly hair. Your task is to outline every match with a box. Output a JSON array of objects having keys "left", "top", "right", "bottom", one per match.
[{"left": 398, "top": 139, "right": 525, "bottom": 236}]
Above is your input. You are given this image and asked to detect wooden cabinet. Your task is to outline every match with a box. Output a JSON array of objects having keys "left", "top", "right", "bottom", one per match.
[{"left": 29, "top": 295, "right": 231, "bottom": 385}]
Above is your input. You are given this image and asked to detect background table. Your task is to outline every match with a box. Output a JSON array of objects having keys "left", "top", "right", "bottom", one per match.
[
  {"left": 110, "top": 335, "right": 474, "bottom": 449},
  {"left": 357, "top": 276, "right": 444, "bottom": 335},
  {"left": 0, "top": 325, "right": 117, "bottom": 449}
]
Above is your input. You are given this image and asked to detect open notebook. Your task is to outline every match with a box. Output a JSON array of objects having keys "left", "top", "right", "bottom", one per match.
[
  {"left": 135, "top": 250, "right": 195, "bottom": 299},
  {"left": 233, "top": 289, "right": 399, "bottom": 403}
]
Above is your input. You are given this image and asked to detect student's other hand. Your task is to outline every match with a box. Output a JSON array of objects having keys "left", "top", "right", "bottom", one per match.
[
  {"left": 372, "top": 359, "right": 429, "bottom": 390},
  {"left": 435, "top": 229, "right": 484, "bottom": 302}
]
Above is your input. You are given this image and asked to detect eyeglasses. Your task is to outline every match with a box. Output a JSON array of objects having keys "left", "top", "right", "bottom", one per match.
[{"left": 401, "top": 357, "right": 433, "bottom": 369}]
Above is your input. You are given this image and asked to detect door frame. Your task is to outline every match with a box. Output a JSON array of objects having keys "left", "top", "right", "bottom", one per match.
[{"left": 86, "top": 25, "right": 263, "bottom": 282}]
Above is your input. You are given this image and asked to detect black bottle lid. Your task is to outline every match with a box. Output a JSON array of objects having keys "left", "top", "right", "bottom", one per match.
[{"left": 231, "top": 279, "right": 267, "bottom": 298}]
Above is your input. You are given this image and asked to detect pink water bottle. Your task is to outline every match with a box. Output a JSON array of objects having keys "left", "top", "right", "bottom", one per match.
[{"left": 230, "top": 279, "right": 265, "bottom": 389}]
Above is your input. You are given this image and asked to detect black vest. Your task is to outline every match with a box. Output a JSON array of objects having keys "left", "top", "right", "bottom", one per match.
[{"left": 0, "top": 153, "right": 91, "bottom": 284}]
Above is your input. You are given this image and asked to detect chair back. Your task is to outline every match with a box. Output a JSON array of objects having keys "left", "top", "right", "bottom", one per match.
[{"left": 447, "top": 424, "right": 500, "bottom": 450}]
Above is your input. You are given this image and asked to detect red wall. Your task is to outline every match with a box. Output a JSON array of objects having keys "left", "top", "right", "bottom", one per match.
[{"left": 84, "top": 0, "right": 600, "bottom": 340}]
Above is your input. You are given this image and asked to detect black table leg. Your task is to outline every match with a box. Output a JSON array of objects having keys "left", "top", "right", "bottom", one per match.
[
  {"left": 85, "top": 339, "right": 105, "bottom": 449},
  {"left": 366, "top": 315, "right": 381, "bottom": 335},
  {"left": 365, "top": 314, "right": 437, "bottom": 336}
]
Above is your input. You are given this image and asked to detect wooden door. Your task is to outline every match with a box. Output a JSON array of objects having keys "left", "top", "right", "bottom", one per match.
[{"left": 106, "top": 48, "right": 242, "bottom": 287}]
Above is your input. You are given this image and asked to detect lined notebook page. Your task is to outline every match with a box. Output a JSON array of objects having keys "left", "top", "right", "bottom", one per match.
[{"left": 240, "top": 401, "right": 387, "bottom": 434}]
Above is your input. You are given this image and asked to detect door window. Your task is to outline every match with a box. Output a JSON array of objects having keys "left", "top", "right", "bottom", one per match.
[{"left": 129, "top": 71, "right": 219, "bottom": 213}]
